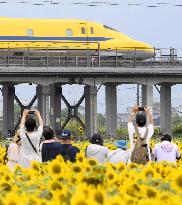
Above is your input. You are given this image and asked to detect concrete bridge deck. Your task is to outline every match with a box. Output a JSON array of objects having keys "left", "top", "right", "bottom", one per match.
[{"left": 0, "top": 66, "right": 182, "bottom": 85}]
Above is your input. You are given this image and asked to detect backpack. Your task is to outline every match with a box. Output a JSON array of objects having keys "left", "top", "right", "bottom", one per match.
[{"left": 130, "top": 125, "right": 149, "bottom": 165}]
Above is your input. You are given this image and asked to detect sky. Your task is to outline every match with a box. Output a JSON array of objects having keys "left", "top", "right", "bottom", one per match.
[{"left": 0, "top": 0, "right": 182, "bottom": 114}]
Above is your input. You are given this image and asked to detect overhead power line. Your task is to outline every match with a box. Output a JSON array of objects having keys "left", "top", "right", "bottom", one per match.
[{"left": 1, "top": 0, "right": 182, "bottom": 7}]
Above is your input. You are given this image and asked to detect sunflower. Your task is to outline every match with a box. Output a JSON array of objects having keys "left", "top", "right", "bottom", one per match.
[
  {"left": 71, "top": 192, "right": 97, "bottom": 205},
  {"left": 76, "top": 152, "right": 85, "bottom": 163},
  {"left": 48, "top": 160, "right": 62, "bottom": 177},
  {"left": 143, "top": 167, "right": 156, "bottom": 178},
  {"left": 172, "top": 172, "right": 182, "bottom": 192},
  {"left": 88, "top": 158, "right": 98, "bottom": 166}
]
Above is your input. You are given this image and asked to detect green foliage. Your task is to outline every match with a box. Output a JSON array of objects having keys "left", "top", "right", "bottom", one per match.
[
  {"left": 64, "top": 119, "right": 81, "bottom": 137},
  {"left": 14, "top": 103, "right": 21, "bottom": 125},
  {"left": 153, "top": 127, "right": 161, "bottom": 139},
  {"left": 0, "top": 139, "right": 10, "bottom": 148},
  {"left": 97, "top": 113, "right": 106, "bottom": 128},
  {"left": 172, "top": 124, "right": 182, "bottom": 137},
  {"left": 97, "top": 126, "right": 106, "bottom": 137},
  {"left": 116, "top": 128, "right": 128, "bottom": 140},
  {"left": 61, "top": 108, "right": 68, "bottom": 120},
  {"left": 172, "top": 114, "right": 182, "bottom": 128}
]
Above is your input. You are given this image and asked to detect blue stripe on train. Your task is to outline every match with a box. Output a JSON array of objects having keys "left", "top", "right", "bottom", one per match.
[{"left": 0, "top": 36, "right": 113, "bottom": 41}]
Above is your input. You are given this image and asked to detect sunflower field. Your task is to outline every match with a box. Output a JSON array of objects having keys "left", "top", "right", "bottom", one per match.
[{"left": 0, "top": 141, "right": 182, "bottom": 205}]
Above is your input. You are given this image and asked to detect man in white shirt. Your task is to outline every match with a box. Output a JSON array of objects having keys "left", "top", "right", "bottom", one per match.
[
  {"left": 107, "top": 140, "right": 130, "bottom": 164},
  {"left": 128, "top": 106, "right": 154, "bottom": 162},
  {"left": 85, "top": 133, "right": 109, "bottom": 163},
  {"left": 153, "top": 133, "right": 181, "bottom": 163}
]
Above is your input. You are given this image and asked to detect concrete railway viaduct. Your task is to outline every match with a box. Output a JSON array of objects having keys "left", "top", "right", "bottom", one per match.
[{"left": 0, "top": 48, "right": 180, "bottom": 137}]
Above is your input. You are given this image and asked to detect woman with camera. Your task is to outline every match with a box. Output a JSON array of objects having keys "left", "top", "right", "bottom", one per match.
[
  {"left": 18, "top": 109, "right": 43, "bottom": 168},
  {"left": 128, "top": 106, "right": 154, "bottom": 164}
]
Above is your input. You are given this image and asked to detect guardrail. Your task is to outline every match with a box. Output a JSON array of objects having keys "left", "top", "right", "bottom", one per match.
[{"left": 0, "top": 47, "right": 181, "bottom": 68}]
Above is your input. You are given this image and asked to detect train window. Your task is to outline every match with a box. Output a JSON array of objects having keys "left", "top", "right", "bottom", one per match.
[
  {"left": 66, "top": 29, "right": 73, "bottom": 37},
  {"left": 13, "top": 52, "right": 24, "bottom": 56},
  {"left": 103, "top": 25, "right": 118, "bottom": 32},
  {"left": 90, "top": 27, "right": 94, "bottom": 34},
  {"left": 26, "top": 29, "right": 33, "bottom": 36},
  {"left": 81, "top": 27, "right": 86, "bottom": 34}
]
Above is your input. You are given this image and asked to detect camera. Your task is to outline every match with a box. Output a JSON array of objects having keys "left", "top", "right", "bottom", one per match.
[
  {"left": 43, "top": 126, "right": 51, "bottom": 129},
  {"left": 28, "top": 110, "right": 35, "bottom": 114},
  {"left": 138, "top": 107, "right": 145, "bottom": 111}
]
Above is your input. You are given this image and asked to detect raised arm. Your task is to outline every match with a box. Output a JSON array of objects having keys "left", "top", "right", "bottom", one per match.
[
  {"left": 145, "top": 106, "right": 154, "bottom": 125},
  {"left": 128, "top": 106, "right": 138, "bottom": 123},
  {"left": 34, "top": 110, "right": 43, "bottom": 127},
  {"left": 20, "top": 109, "right": 29, "bottom": 127}
]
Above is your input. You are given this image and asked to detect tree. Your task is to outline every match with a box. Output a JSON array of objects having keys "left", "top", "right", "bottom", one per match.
[
  {"left": 97, "top": 113, "right": 106, "bottom": 128},
  {"left": 172, "top": 114, "right": 182, "bottom": 128},
  {"left": 172, "top": 124, "right": 182, "bottom": 137}
]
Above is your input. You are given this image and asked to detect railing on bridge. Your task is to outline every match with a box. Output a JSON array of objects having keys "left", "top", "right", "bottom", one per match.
[{"left": 0, "top": 46, "right": 181, "bottom": 68}]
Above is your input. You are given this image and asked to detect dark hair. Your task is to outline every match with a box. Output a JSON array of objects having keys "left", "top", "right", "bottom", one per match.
[
  {"left": 90, "top": 133, "right": 103, "bottom": 146},
  {"left": 161, "top": 133, "right": 172, "bottom": 142},
  {"left": 25, "top": 116, "right": 36, "bottom": 132},
  {"left": 136, "top": 112, "right": 146, "bottom": 127},
  {"left": 43, "top": 127, "right": 54, "bottom": 140}
]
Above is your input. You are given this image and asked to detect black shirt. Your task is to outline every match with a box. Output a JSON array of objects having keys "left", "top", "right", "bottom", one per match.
[
  {"left": 42, "top": 142, "right": 62, "bottom": 162},
  {"left": 42, "top": 142, "right": 80, "bottom": 163},
  {"left": 59, "top": 144, "right": 80, "bottom": 163}
]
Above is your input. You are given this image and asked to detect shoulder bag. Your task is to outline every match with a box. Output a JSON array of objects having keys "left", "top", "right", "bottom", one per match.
[{"left": 25, "top": 133, "right": 39, "bottom": 155}]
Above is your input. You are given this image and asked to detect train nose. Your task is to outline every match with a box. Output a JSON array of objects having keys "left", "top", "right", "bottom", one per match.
[{"left": 116, "top": 40, "right": 155, "bottom": 59}]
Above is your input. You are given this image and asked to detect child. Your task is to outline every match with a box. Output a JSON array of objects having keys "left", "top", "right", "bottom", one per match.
[{"left": 7, "top": 131, "right": 21, "bottom": 170}]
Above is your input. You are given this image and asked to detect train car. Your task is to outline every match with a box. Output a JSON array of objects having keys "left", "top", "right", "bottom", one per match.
[{"left": 0, "top": 17, "right": 154, "bottom": 59}]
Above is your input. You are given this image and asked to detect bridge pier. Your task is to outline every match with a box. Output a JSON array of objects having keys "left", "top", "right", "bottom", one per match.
[
  {"left": 160, "top": 84, "right": 172, "bottom": 134},
  {"left": 84, "top": 85, "right": 97, "bottom": 138},
  {"left": 2, "top": 85, "right": 15, "bottom": 137},
  {"left": 50, "top": 85, "right": 62, "bottom": 136},
  {"left": 36, "top": 85, "right": 50, "bottom": 126},
  {"left": 142, "top": 85, "right": 153, "bottom": 108},
  {"left": 105, "top": 83, "right": 117, "bottom": 137}
]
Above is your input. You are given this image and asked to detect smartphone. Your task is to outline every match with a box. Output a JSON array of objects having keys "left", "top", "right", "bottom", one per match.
[
  {"left": 28, "top": 110, "right": 35, "bottom": 114},
  {"left": 138, "top": 107, "right": 145, "bottom": 111}
]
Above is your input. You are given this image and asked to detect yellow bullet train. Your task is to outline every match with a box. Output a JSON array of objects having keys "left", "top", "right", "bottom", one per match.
[{"left": 0, "top": 17, "right": 154, "bottom": 58}]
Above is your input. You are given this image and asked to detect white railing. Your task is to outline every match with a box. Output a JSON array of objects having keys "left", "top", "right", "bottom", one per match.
[{"left": 0, "top": 46, "right": 181, "bottom": 68}]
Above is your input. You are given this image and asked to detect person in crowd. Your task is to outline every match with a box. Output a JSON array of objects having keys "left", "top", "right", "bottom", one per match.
[
  {"left": 41, "top": 127, "right": 63, "bottom": 162},
  {"left": 85, "top": 133, "right": 109, "bottom": 163},
  {"left": 153, "top": 133, "right": 181, "bottom": 163},
  {"left": 59, "top": 130, "right": 80, "bottom": 163},
  {"left": 7, "top": 131, "right": 21, "bottom": 170},
  {"left": 128, "top": 106, "right": 154, "bottom": 163},
  {"left": 107, "top": 140, "right": 130, "bottom": 164},
  {"left": 19, "top": 109, "right": 43, "bottom": 168}
]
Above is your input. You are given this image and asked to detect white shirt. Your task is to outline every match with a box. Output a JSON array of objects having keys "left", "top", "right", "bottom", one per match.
[
  {"left": 128, "top": 122, "right": 154, "bottom": 160},
  {"left": 19, "top": 125, "right": 43, "bottom": 168},
  {"left": 86, "top": 144, "right": 109, "bottom": 164},
  {"left": 107, "top": 148, "right": 130, "bottom": 164},
  {"left": 153, "top": 141, "right": 181, "bottom": 163}
]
